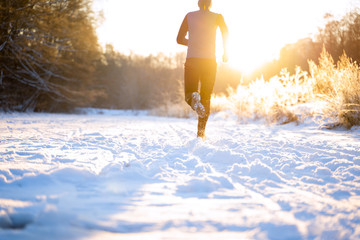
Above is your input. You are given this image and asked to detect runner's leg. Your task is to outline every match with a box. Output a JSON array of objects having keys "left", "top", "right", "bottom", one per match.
[
  {"left": 197, "top": 60, "right": 217, "bottom": 138},
  {"left": 184, "top": 59, "right": 200, "bottom": 106}
]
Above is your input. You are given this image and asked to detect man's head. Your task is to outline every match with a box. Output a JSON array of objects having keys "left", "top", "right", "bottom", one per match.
[{"left": 198, "top": 0, "right": 212, "bottom": 10}]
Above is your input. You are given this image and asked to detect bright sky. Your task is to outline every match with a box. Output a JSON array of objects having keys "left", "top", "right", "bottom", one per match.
[{"left": 93, "top": 0, "right": 356, "bottom": 73}]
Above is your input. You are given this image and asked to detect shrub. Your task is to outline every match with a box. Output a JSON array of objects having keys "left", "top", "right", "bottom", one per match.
[
  {"left": 214, "top": 67, "right": 315, "bottom": 124},
  {"left": 213, "top": 48, "right": 360, "bottom": 128},
  {"left": 310, "top": 49, "right": 360, "bottom": 128}
]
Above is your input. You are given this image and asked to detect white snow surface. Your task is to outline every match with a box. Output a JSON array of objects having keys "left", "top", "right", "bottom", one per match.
[{"left": 1, "top": 110, "right": 360, "bottom": 240}]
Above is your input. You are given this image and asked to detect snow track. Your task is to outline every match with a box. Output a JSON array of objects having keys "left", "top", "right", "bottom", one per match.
[{"left": 0, "top": 111, "right": 360, "bottom": 239}]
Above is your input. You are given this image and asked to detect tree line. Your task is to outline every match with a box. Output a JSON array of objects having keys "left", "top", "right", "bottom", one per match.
[
  {"left": 93, "top": 45, "right": 185, "bottom": 110},
  {"left": 250, "top": 8, "right": 360, "bottom": 81},
  {"left": 0, "top": 0, "right": 186, "bottom": 112},
  {"left": 0, "top": 1, "right": 359, "bottom": 112}
]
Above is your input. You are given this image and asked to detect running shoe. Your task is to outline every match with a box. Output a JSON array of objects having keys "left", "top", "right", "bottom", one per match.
[{"left": 191, "top": 92, "right": 206, "bottom": 118}]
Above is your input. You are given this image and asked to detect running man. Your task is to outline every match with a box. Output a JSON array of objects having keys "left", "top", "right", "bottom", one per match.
[{"left": 177, "top": 0, "right": 229, "bottom": 140}]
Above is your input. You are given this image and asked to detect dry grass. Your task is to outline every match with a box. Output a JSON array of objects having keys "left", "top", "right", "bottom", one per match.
[
  {"left": 310, "top": 50, "right": 360, "bottom": 128},
  {"left": 213, "top": 48, "right": 360, "bottom": 128},
  {"left": 149, "top": 101, "right": 194, "bottom": 119},
  {"left": 152, "top": 49, "right": 360, "bottom": 129},
  {"left": 213, "top": 67, "right": 316, "bottom": 124}
]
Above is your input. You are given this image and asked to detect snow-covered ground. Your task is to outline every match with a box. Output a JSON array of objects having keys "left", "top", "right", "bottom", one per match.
[{"left": 1, "top": 110, "right": 360, "bottom": 240}]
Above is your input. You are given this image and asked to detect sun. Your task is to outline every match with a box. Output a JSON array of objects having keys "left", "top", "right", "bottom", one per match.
[
  {"left": 215, "top": 29, "right": 275, "bottom": 75},
  {"left": 211, "top": 0, "right": 338, "bottom": 75},
  {"left": 213, "top": 2, "right": 282, "bottom": 75},
  {"left": 227, "top": 40, "right": 270, "bottom": 75}
]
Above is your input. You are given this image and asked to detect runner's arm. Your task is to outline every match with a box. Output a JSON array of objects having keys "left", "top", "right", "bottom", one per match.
[
  {"left": 177, "top": 15, "right": 189, "bottom": 46},
  {"left": 218, "top": 14, "right": 229, "bottom": 62}
]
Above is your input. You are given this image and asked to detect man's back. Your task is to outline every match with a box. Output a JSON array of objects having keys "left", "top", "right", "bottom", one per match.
[{"left": 187, "top": 10, "right": 219, "bottom": 59}]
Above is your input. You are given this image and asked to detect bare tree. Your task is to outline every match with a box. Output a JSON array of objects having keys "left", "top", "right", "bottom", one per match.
[
  {"left": 0, "top": 0, "right": 101, "bottom": 112},
  {"left": 317, "top": 8, "right": 360, "bottom": 63}
]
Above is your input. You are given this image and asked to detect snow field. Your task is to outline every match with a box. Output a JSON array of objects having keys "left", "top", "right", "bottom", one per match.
[{"left": 0, "top": 111, "right": 360, "bottom": 239}]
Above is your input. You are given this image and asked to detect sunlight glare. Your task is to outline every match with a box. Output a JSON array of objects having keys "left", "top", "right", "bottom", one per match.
[
  {"left": 213, "top": 0, "right": 305, "bottom": 73},
  {"left": 94, "top": 0, "right": 354, "bottom": 74},
  {"left": 212, "top": 0, "right": 353, "bottom": 74}
]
